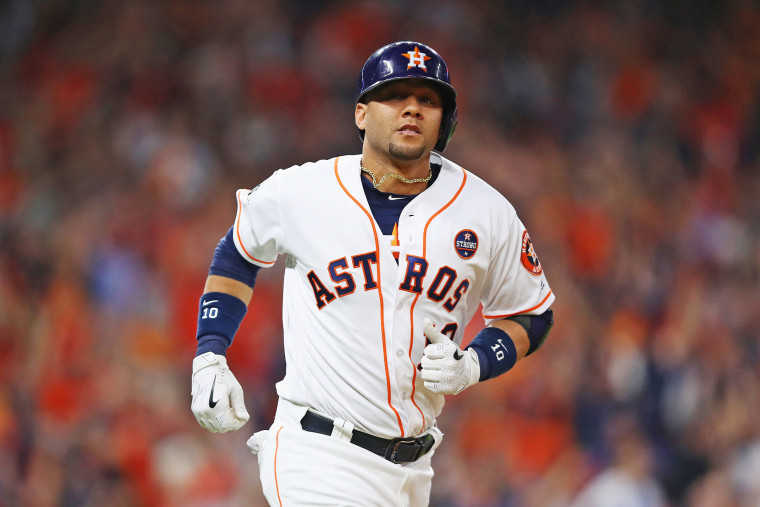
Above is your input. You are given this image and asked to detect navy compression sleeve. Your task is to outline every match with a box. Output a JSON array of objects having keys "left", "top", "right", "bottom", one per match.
[
  {"left": 208, "top": 226, "right": 260, "bottom": 288},
  {"left": 506, "top": 308, "right": 553, "bottom": 356}
]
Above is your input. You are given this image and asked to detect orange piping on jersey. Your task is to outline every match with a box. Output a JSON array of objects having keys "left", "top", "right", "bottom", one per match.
[
  {"left": 235, "top": 190, "right": 277, "bottom": 266},
  {"left": 407, "top": 292, "right": 424, "bottom": 426},
  {"left": 274, "top": 425, "right": 284, "bottom": 507},
  {"left": 391, "top": 223, "right": 400, "bottom": 246},
  {"left": 408, "top": 168, "right": 469, "bottom": 429},
  {"left": 482, "top": 289, "right": 553, "bottom": 319},
  {"left": 334, "top": 157, "right": 405, "bottom": 436}
]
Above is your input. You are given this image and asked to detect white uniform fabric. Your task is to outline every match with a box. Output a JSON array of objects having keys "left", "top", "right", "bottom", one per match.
[
  {"left": 249, "top": 398, "right": 437, "bottom": 507},
  {"left": 233, "top": 153, "right": 554, "bottom": 440}
]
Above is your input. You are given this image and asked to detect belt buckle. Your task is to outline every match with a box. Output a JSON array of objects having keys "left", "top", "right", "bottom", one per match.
[{"left": 384, "top": 437, "right": 420, "bottom": 464}]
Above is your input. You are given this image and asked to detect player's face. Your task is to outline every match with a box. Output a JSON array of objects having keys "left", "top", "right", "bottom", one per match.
[{"left": 356, "top": 80, "right": 443, "bottom": 162}]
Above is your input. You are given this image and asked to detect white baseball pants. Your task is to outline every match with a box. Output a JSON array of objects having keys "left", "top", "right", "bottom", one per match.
[{"left": 248, "top": 399, "right": 441, "bottom": 506}]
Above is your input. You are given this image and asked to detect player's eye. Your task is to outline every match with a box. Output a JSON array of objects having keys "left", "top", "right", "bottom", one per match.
[{"left": 417, "top": 91, "right": 440, "bottom": 106}]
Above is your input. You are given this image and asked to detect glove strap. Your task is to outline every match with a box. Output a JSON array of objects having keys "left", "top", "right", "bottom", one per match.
[{"left": 193, "top": 351, "right": 224, "bottom": 374}]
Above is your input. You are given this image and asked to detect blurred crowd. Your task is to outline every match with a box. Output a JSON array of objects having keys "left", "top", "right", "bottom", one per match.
[{"left": 1, "top": 0, "right": 760, "bottom": 505}]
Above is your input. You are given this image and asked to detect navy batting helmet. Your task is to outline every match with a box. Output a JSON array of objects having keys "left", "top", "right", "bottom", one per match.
[{"left": 355, "top": 41, "right": 457, "bottom": 152}]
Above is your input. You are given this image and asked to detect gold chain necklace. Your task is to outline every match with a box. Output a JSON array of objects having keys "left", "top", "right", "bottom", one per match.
[{"left": 360, "top": 160, "right": 432, "bottom": 189}]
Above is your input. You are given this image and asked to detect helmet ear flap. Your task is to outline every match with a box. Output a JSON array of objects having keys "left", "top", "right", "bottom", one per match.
[
  {"left": 435, "top": 105, "right": 457, "bottom": 152},
  {"left": 355, "top": 41, "right": 458, "bottom": 152}
]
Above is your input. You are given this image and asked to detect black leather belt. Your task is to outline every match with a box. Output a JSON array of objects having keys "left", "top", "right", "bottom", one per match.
[{"left": 300, "top": 411, "right": 435, "bottom": 464}]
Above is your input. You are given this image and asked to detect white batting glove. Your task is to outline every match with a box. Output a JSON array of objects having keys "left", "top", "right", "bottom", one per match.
[
  {"left": 191, "top": 352, "right": 250, "bottom": 432},
  {"left": 420, "top": 318, "right": 481, "bottom": 395}
]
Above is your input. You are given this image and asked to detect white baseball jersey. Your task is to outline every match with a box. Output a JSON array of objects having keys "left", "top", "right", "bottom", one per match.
[{"left": 233, "top": 152, "right": 554, "bottom": 439}]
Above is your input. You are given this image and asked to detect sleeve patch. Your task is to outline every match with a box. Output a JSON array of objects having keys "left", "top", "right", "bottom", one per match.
[{"left": 520, "top": 230, "right": 543, "bottom": 275}]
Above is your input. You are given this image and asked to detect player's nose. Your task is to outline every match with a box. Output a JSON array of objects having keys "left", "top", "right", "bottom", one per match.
[{"left": 401, "top": 96, "right": 423, "bottom": 118}]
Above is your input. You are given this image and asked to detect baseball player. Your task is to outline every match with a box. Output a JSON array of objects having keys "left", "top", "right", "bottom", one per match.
[{"left": 190, "top": 41, "right": 555, "bottom": 506}]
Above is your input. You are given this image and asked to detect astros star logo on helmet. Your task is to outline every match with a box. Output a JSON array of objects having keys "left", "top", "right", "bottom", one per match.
[{"left": 402, "top": 46, "right": 431, "bottom": 71}]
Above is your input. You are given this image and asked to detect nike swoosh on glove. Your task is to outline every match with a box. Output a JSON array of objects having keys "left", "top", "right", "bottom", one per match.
[
  {"left": 420, "top": 318, "right": 481, "bottom": 395},
  {"left": 191, "top": 352, "right": 250, "bottom": 432}
]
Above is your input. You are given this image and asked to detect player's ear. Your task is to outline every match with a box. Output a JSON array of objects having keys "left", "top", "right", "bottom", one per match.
[{"left": 355, "top": 103, "right": 367, "bottom": 131}]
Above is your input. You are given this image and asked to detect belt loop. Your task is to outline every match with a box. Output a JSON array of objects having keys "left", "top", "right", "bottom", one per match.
[{"left": 330, "top": 417, "right": 355, "bottom": 442}]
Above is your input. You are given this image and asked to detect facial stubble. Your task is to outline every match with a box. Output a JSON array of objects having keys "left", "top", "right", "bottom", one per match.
[{"left": 388, "top": 142, "right": 427, "bottom": 161}]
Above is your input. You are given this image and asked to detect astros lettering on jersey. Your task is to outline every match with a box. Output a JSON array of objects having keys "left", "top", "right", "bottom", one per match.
[{"left": 233, "top": 153, "right": 554, "bottom": 439}]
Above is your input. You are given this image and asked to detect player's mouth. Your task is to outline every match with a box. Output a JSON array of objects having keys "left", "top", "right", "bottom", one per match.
[{"left": 398, "top": 124, "right": 422, "bottom": 136}]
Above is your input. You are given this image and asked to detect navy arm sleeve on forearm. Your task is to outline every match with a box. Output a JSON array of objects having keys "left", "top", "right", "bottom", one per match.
[{"left": 208, "top": 227, "right": 260, "bottom": 288}]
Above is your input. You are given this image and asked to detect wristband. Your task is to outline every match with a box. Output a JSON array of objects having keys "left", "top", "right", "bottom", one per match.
[
  {"left": 466, "top": 326, "right": 517, "bottom": 381},
  {"left": 196, "top": 292, "right": 247, "bottom": 356}
]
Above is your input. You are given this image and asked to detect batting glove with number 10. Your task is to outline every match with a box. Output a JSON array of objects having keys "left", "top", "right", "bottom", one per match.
[
  {"left": 191, "top": 352, "right": 249, "bottom": 432},
  {"left": 420, "top": 318, "right": 481, "bottom": 395}
]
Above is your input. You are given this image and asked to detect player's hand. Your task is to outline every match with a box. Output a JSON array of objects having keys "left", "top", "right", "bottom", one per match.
[
  {"left": 420, "top": 318, "right": 481, "bottom": 395},
  {"left": 191, "top": 352, "right": 250, "bottom": 432}
]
